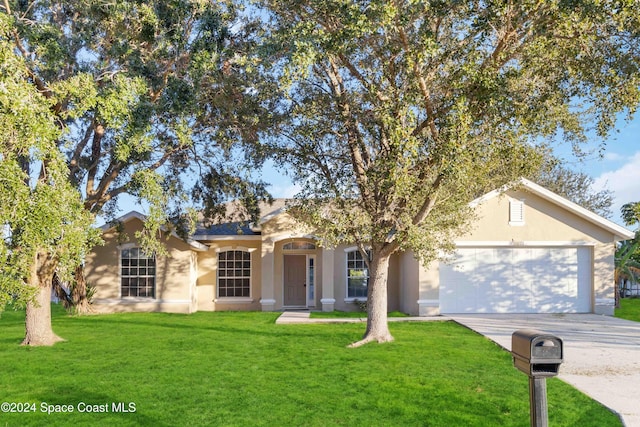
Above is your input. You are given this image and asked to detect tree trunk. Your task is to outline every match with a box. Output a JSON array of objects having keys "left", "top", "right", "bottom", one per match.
[
  {"left": 71, "top": 264, "right": 93, "bottom": 315},
  {"left": 348, "top": 251, "right": 394, "bottom": 347},
  {"left": 22, "top": 252, "right": 65, "bottom": 346}
]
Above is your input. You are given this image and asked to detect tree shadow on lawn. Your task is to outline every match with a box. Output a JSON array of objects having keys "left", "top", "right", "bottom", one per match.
[{"left": 58, "top": 311, "right": 361, "bottom": 341}]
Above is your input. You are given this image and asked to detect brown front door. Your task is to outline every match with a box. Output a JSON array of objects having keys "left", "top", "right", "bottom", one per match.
[{"left": 284, "top": 255, "right": 307, "bottom": 306}]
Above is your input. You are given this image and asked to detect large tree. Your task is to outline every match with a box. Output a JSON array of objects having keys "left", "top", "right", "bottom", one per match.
[
  {"left": 0, "top": 21, "right": 99, "bottom": 345},
  {"left": 1, "top": 0, "right": 274, "bottom": 323},
  {"left": 260, "top": 1, "right": 640, "bottom": 346}
]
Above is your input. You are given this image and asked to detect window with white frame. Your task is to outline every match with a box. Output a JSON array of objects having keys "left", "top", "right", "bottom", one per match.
[
  {"left": 121, "top": 247, "right": 156, "bottom": 298},
  {"left": 346, "top": 249, "right": 369, "bottom": 298},
  {"left": 218, "top": 250, "right": 251, "bottom": 298}
]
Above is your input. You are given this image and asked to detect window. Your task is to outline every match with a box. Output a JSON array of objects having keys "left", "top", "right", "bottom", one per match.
[
  {"left": 218, "top": 250, "right": 251, "bottom": 298},
  {"left": 283, "top": 241, "right": 316, "bottom": 250},
  {"left": 121, "top": 248, "right": 156, "bottom": 298},
  {"left": 509, "top": 199, "right": 525, "bottom": 225},
  {"left": 346, "top": 249, "right": 369, "bottom": 298}
]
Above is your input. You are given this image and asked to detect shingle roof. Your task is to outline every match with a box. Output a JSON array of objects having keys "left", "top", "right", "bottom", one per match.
[{"left": 193, "top": 198, "right": 290, "bottom": 237}]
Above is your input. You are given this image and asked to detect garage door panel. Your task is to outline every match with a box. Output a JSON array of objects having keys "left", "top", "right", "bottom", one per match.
[{"left": 440, "top": 247, "right": 591, "bottom": 314}]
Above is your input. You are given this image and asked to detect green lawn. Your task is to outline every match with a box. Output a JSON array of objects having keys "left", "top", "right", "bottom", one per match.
[
  {"left": 0, "top": 305, "right": 621, "bottom": 426},
  {"left": 615, "top": 298, "right": 640, "bottom": 322}
]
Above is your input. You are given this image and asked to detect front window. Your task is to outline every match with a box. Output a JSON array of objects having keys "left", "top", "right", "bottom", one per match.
[
  {"left": 218, "top": 250, "right": 251, "bottom": 298},
  {"left": 347, "top": 249, "right": 369, "bottom": 298},
  {"left": 121, "top": 248, "right": 156, "bottom": 298}
]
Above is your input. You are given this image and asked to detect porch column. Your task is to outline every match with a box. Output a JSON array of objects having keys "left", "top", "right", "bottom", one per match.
[
  {"left": 260, "top": 240, "right": 276, "bottom": 311},
  {"left": 320, "top": 247, "right": 335, "bottom": 312},
  {"left": 594, "top": 243, "right": 615, "bottom": 316},
  {"left": 417, "top": 260, "right": 440, "bottom": 316}
]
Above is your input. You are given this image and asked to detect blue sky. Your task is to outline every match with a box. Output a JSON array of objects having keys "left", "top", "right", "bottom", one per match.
[{"left": 551, "top": 115, "right": 639, "bottom": 227}]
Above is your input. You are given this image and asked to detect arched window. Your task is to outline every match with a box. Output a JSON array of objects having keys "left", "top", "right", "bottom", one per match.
[
  {"left": 218, "top": 250, "right": 251, "bottom": 298},
  {"left": 346, "top": 249, "right": 369, "bottom": 299},
  {"left": 283, "top": 241, "right": 316, "bottom": 250}
]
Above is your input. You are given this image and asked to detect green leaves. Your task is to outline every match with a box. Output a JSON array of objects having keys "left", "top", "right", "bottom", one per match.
[
  {"left": 0, "top": 37, "right": 100, "bottom": 309},
  {"left": 261, "top": 0, "right": 640, "bottom": 263}
]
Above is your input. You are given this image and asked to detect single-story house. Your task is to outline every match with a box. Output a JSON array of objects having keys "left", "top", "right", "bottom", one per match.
[{"left": 84, "top": 178, "right": 634, "bottom": 316}]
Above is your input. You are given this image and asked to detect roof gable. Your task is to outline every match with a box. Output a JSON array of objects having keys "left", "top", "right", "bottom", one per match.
[
  {"left": 472, "top": 178, "right": 634, "bottom": 241},
  {"left": 100, "top": 211, "right": 208, "bottom": 251}
]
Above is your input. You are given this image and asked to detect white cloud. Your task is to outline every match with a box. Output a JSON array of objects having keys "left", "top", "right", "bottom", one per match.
[
  {"left": 603, "top": 151, "right": 626, "bottom": 162},
  {"left": 269, "top": 183, "right": 302, "bottom": 199},
  {"left": 594, "top": 151, "right": 640, "bottom": 225}
]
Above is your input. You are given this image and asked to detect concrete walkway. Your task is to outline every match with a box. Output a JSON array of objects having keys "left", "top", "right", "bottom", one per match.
[
  {"left": 275, "top": 311, "right": 447, "bottom": 324},
  {"left": 450, "top": 314, "right": 640, "bottom": 427}
]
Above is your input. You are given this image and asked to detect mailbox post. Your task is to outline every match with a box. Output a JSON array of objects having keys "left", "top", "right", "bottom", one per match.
[{"left": 512, "top": 329, "right": 563, "bottom": 427}]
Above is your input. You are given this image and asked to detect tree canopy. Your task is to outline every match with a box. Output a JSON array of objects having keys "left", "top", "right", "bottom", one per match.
[
  {"left": 259, "top": 0, "right": 640, "bottom": 345},
  {"left": 0, "top": 0, "right": 275, "bottom": 342},
  {"left": 4, "top": 0, "right": 275, "bottom": 252},
  {"left": 0, "top": 15, "right": 98, "bottom": 314}
]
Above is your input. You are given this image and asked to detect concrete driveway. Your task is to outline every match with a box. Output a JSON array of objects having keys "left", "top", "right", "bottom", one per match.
[{"left": 449, "top": 314, "right": 640, "bottom": 427}]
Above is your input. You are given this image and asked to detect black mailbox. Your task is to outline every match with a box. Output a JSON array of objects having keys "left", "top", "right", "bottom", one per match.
[{"left": 512, "top": 329, "right": 563, "bottom": 378}]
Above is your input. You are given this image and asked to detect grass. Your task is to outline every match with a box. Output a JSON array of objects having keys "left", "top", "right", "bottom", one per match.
[
  {"left": 0, "top": 304, "right": 621, "bottom": 427},
  {"left": 310, "top": 310, "right": 409, "bottom": 319},
  {"left": 615, "top": 298, "right": 640, "bottom": 322}
]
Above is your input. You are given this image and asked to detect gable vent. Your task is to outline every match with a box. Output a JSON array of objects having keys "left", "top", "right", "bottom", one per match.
[{"left": 509, "top": 199, "right": 525, "bottom": 226}]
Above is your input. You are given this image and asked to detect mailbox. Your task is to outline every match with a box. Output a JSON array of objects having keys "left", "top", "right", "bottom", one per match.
[{"left": 512, "top": 329, "right": 563, "bottom": 378}]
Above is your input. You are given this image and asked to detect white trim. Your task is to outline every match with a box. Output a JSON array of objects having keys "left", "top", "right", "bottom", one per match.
[
  {"left": 307, "top": 254, "right": 316, "bottom": 307},
  {"left": 453, "top": 240, "right": 598, "bottom": 247},
  {"left": 100, "top": 211, "right": 147, "bottom": 231},
  {"left": 214, "top": 246, "right": 257, "bottom": 253},
  {"left": 119, "top": 245, "right": 157, "bottom": 299},
  {"left": 320, "top": 298, "right": 336, "bottom": 304},
  {"left": 117, "top": 242, "right": 138, "bottom": 250},
  {"left": 260, "top": 298, "right": 277, "bottom": 305},
  {"left": 345, "top": 247, "right": 369, "bottom": 299},
  {"left": 216, "top": 248, "right": 253, "bottom": 299},
  {"left": 269, "top": 233, "right": 318, "bottom": 244},
  {"left": 94, "top": 298, "right": 190, "bottom": 304},
  {"left": 214, "top": 297, "right": 254, "bottom": 304},
  {"left": 471, "top": 178, "right": 635, "bottom": 241},
  {"left": 417, "top": 299, "right": 439, "bottom": 307},
  {"left": 344, "top": 297, "right": 368, "bottom": 303}
]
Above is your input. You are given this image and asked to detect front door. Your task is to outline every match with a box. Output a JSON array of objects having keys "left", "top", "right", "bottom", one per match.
[{"left": 284, "top": 255, "right": 307, "bottom": 306}]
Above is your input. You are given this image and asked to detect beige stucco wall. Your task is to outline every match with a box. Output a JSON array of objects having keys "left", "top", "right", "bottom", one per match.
[
  {"left": 196, "top": 239, "right": 263, "bottom": 312},
  {"left": 400, "top": 251, "right": 436, "bottom": 316},
  {"left": 260, "top": 213, "right": 320, "bottom": 311},
  {"left": 416, "top": 188, "right": 620, "bottom": 315},
  {"left": 85, "top": 217, "right": 198, "bottom": 314},
  {"left": 88, "top": 185, "right": 622, "bottom": 316}
]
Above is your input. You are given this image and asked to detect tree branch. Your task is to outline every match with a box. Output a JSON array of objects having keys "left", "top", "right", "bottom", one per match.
[{"left": 412, "top": 174, "right": 444, "bottom": 226}]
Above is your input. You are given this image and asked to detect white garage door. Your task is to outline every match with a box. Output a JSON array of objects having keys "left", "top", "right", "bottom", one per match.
[{"left": 439, "top": 247, "right": 592, "bottom": 314}]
